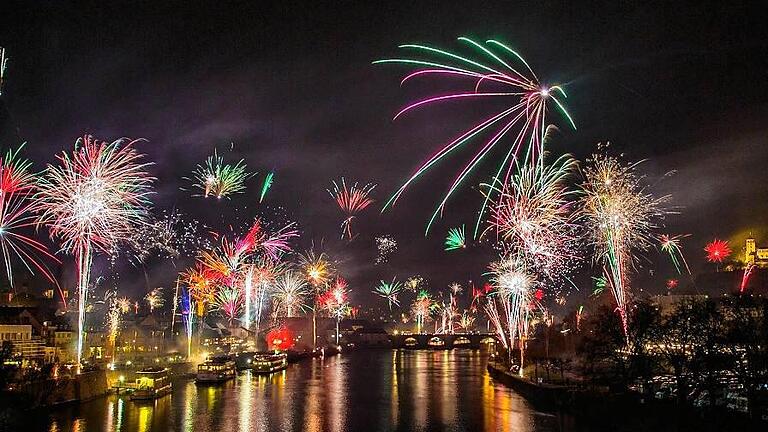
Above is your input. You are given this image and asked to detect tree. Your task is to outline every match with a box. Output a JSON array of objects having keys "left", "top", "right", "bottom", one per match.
[
  {"left": 648, "top": 298, "right": 720, "bottom": 405},
  {"left": 578, "top": 301, "right": 659, "bottom": 391},
  {"left": 0, "top": 341, "right": 15, "bottom": 390},
  {"left": 722, "top": 296, "right": 768, "bottom": 417}
]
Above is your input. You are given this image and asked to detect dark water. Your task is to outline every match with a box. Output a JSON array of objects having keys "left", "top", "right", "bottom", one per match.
[{"left": 34, "top": 349, "right": 565, "bottom": 432}]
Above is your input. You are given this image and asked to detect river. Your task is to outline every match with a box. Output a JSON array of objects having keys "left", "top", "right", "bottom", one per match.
[{"left": 32, "top": 349, "right": 567, "bottom": 432}]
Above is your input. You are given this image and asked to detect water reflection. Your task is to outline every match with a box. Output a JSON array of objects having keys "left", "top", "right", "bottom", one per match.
[{"left": 33, "top": 349, "right": 559, "bottom": 432}]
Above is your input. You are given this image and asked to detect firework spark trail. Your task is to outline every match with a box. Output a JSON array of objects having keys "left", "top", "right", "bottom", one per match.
[
  {"left": 194, "top": 218, "right": 297, "bottom": 333},
  {"left": 376, "top": 37, "right": 576, "bottom": 235},
  {"left": 180, "top": 287, "right": 194, "bottom": 359},
  {"left": 182, "top": 263, "right": 217, "bottom": 320},
  {"left": 273, "top": 270, "right": 309, "bottom": 317},
  {"left": 411, "top": 289, "right": 434, "bottom": 333},
  {"left": 659, "top": 234, "right": 691, "bottom": 275},
  {"left": 437, "top": 291, "right": 460, "bottom": 334},
  {"left": 259, "top": 221, "right": 299, "bottom": 261},
  {"left": 36, "top": 135, "right": 154, "bottom": 371},
  {"left": 579, "top": 155, "right": 666, "bottom": 337},
  {"left": 105, "top": 297, "right": 123, "bottom": 361},
  {"left": 0, "top": 144, "right": 61, "bottom": 291},
  {"left": 259, "top": 172, "right": 274, "bottom": 203},
  {"left": 444, "top": 225, "right": 466, "bottom": 251},
  {"left": 459, "top": 310, "right": 475, "bottom": 331},
  {"left": 245, "top": 258, "right": 286, "bottom": 333},
  {"left": 320, "top": 277, "right": 351, "bottom": 343},
  {"left": 185, "top": 149, "right": 252, "bottom": 199},
  {"left": 485, "top": 256, "right": 540, "bottom": 373},
  {"left": 741, "top": 264, "right": 754, "bottom": 293},
  {"left": 328, "top": 178, "right": 376, "bottom": 240},
  {"left": 374, "top": 277, "right": 403, "bottom": 310},
  {"left": 0, "top": 47, "right": 7, "bottom": 96}
]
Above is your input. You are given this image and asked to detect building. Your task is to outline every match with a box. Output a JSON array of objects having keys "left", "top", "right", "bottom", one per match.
[
  {"left": 0, "top": 302, "right": 76, "bottom": 365},
  {"left": 745, "top": 237, "right": 768, "bottom": 267},
  {"left": 0, "top": 323, "right": 45, "bottom": 365}
]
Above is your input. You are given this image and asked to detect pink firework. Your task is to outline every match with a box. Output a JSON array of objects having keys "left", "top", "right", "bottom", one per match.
[
  {"left": 36, "top": 135, "right": 154, "bottom": 371},
  {"left": 376, "top": 37, "right": 576, "bottom": 235},
  {"left": 328, "top": 178, "right": 376, "bottom": 240},
  {"left": 0, "top": 145, "right": 61, "bottom": 290}
]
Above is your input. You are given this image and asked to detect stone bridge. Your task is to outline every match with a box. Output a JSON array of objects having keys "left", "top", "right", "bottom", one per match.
[{"left": 389, "top": 333, "right": 497, "bottom": 349}]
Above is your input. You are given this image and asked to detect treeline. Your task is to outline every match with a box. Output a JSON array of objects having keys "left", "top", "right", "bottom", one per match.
[{"left": 578, "top": 296, "right": 768, "bottom": 417}]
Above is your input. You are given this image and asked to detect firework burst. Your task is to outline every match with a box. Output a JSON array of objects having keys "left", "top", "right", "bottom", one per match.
[
  {"left": 374, "top": 277, "right": 403, "bottom": 310},
  {"left": 375, "top": 235, "right": 398, "bottom": 264},
  {"left": 579, "top": 154, "right": 666, "bottom": 337},
  {"left": 213, "top": 286, "right": 243, "bottom": 324},
  {"left": 487, "top": 154, "right": 580, "bottom": 284},
  {"left": 444, "top": 225, "right": 466, "bottom": 251},
  {"left": 300, "top": 250, "right": 333, "bottom": 288},
  {"left": 659, "top": 234, "right": 691, "bottom": 274},
  {"left": 704, "top": 239, "right": 731, "bottom": 263},
  {"left": 126, "top": 209, "right": 207, "bottom": 264},
  {"left": 186, "top": 149, "right": 252, "bottom": 199},
  {"left": 328, "top": 178, "right": 376, "bottom": 240},
  {"left": 273, "top": 270, "right": 309, "bottom": 317},
  {"left": 405, "top": 275, "right": 424, "bottom": 292},
  {"left": 377, "top": 37, "right": 576, "bottom": 235},
  {"left": 144, "top": 287, "right": 165, "bottom": 312},
  {"left": 35, "top": 135, "right": 154, "bottom": 371},
  {"left": 0, "top": 144, "right": 61, "bottom": 290}
]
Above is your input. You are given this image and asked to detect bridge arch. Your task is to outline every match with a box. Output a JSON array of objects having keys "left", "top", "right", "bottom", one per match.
[
  {"left": 453, "top": 336, "right": 471, "bottom": 347},
  {"left": 427, "top": 336, "right": 445, "bottom": 347}
]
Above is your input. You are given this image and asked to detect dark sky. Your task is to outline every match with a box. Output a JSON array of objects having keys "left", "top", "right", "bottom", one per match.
[{"left": 1, "top": 1, "right": 767, "bottom": 309}]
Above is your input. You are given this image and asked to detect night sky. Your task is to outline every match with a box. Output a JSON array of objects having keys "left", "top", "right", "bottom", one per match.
[{"left": 1, "top": 1, "right": 767, "bottom": 309}]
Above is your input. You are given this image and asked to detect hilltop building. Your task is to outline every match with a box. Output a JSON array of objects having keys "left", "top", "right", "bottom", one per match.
[{"left": 745, "top": 237, "right": 768, "bottom": 267}]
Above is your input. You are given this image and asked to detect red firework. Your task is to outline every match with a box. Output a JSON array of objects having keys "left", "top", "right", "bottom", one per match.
[
  {"left": 704, "top": 239, "right": 731, "bottom": 263},
  {"left": 266, "top": 327, "right": 295, "bottom": 351},
  {"left": 328, "top": 178, "right": 376, "bottom": 240}
]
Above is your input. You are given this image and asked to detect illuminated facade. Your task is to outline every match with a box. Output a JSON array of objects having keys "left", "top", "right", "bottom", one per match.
[{"left": 744, "top": 237, "right": 768, "bottom": 267}]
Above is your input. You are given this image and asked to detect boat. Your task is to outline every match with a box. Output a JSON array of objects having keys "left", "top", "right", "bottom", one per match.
[
  {"left": 251, "top": 352, "right": 288, "bottom": 374},
  {"left": 130, "top": 367, "right": 172, "bottom": 400},
  {"left": 196, "top": 356, "right": 237, "bottom": 383}
]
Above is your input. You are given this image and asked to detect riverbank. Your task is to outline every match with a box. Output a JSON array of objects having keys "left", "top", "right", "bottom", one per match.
[
  {"left": 488, "top": 360, "right": 767, "bottom": 431},
  {"left": 4, "top": 370, "right": 109, "bottom": 407}
]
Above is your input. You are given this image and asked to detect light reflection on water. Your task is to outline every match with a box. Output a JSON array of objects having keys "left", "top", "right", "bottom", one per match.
[{"left": 36, "top": 349, "right": 562, "bottom": 432}]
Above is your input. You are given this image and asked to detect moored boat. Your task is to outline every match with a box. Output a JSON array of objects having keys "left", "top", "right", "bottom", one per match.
[
  {"left": 252, "top": 352, "right": 288, "bottom": 374},
  {"left": 130, "top": 367, "right": 172, "bottom": 400},
  {"left": 196, "top": 356, "right": 236, "bottom": 383}
]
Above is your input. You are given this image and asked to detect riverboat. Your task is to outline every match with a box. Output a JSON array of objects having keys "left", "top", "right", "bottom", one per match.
[
  {"left": 251, "top": 352, "right": 288, "bottom": 374},
  {"left": 130, "top": 367, "right": 172, "bottom": 400},
  {"left": 196, "top": 357, "right": 236, "bottom": 383}
]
